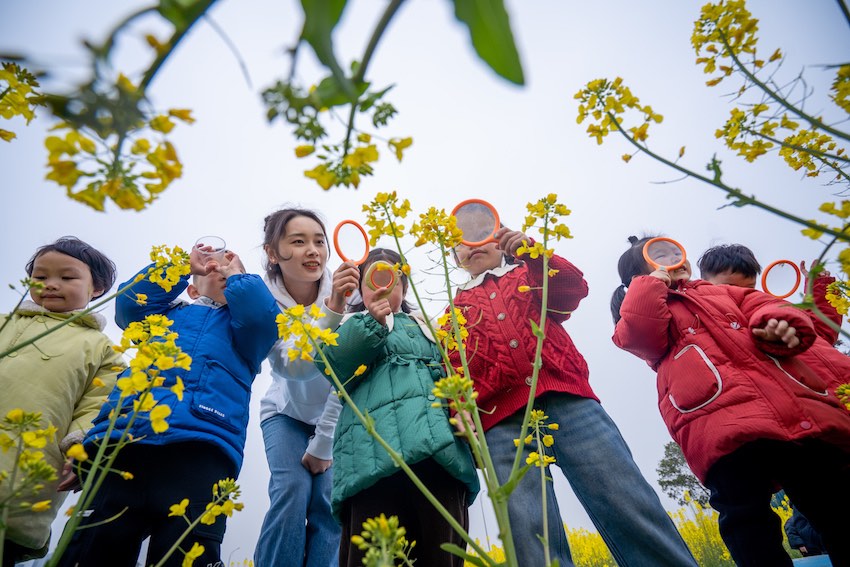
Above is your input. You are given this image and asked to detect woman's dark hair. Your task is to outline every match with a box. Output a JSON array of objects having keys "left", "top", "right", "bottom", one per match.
[
  {"left": 610, "top": 235, "right": 658, "bottom": 324},
  {"left": 347, "top": 248, "right": 413, "bottom": 314},
  {"left": 262, "top": 207, "right": 329, "bottom": 283},
  {"left": 26, "top": 236, "right": 116, "bottom": 299},
  {"left": 697, "top": 244, "right": 762, "bottom": 279}
]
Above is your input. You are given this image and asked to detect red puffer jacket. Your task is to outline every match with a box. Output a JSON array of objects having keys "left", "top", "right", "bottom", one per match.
[
  {"left": 613, "top": 276, "right": 850, "bottom": 483},
  {"left": 449, "top": 254, "right": 598, "bottom": 432}
]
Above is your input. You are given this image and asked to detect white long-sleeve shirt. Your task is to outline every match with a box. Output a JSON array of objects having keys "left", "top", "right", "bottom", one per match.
[{"left": 259, "top": 269, "right": 343, "bottom": 460}]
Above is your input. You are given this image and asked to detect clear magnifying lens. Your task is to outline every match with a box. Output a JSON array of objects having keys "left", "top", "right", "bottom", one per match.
[
  {"left": 761, "top": 260, "right": 802, "bottom": 299},
  {"left": 365, "top": 261, "right": 398, "bottom": 293},
  {"left": 452, "top": 199, "right": 500, "bottom": 247},
  {"left": 333, "top": 220, "right": 370, "bottom": 266},
  {"left": 643, "top": 237, "right": 687, "bottom": 271}
]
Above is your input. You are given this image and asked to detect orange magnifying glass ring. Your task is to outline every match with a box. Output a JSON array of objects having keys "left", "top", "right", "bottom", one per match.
[
  {"left": 642, "top": 237, "right": 687, "bottom": 271},
  {"left": 451, "top": 198, "right": 501, "bottom": 247},
  {"left": 333, "top": 220, "right": 370, "bottom": 266},
  {"left": 761, "top": 260, "right": 802, "bottom": 299}
]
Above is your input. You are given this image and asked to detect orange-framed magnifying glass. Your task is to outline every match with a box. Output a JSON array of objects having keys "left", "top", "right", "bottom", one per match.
[
  {"left": 451, "top": 199, "right": 500, "bottom": 247},
  {"left": 761, "top": 260, "right": 802, "bottom": 299},
  {"left": 643, "top": 237, "right": 687, "bottom": 271},
  {"left": 333, "top": 220, "right": 370, "bottom": 297},
  {"left": 333, "top": 220, "right": 370, "bottom": 266},
  {"left": 364, "top": 260, "right": 400, "bottom": 296}
]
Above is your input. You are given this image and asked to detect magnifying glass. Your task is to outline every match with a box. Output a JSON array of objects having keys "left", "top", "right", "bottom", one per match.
[
  {"left": 333, "top": 220, "right": 370, "bottom": 297},
  {"left": 333, "top": 220, "right": 370, "bottom": 265},
  {"left": 643, "top": 237, "right": 687, "bottom": 271},
  {"left": 451, "top": 199, "right": 500, "bottom": 247},
  {"left": 761, "top": 260, "right": 802, "bottom": 299},
  {"left": 364, "top": 260, "right": 400, "bottom": 296}
]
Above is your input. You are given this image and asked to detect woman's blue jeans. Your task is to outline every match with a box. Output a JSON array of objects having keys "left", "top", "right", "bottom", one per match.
[
  {"left": 484, "top": 394, "right": 697, "bottom": 567},
  {"left": 254, "top": 414, "right": 340, "bottom": 567}
]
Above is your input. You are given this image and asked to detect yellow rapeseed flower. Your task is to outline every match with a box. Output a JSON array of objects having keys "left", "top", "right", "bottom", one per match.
[
  {"left": 6, "top": 409, "right": 25, "bottom": 423},
  {"left": 169, "top": 498, "right": 189, "bottom": 517},
  {"left": 66, "top": 444, "right": 88, "bottom": 462},
  {"left": 149, "top": 404, "right": 172, "bottom": 433},
  {"left": 30, "top": 500, "right": 51, "bottom": 513},
  {"left": 295, "top": 144, "right": 315, "bottom": 158},
  {"left": 171, "top": 377, "right": 185, "bottom": 401},
  {"left": 182, "top": 542, "right": 205, "bottom": 567}
]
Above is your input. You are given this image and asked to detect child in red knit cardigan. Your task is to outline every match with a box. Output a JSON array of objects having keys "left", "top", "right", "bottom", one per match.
[{"left": 448, "top": 226, "right": 697, "bottom": 567}]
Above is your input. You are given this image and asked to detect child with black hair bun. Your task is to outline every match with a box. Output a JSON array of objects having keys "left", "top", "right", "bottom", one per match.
[
  {"left": 317, "top": 248, "right": 479, "bottom": 567},
  {"left": 1, "top": 236, "right": 125, "bottom": 565},
  {"left": 612, "top": 234, "right": 850, "bottom": 567}
]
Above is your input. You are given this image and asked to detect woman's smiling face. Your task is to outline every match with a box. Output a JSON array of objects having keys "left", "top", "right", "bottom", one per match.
[{"left": 269, "top": 215, "right": 329, "bottom": 286}]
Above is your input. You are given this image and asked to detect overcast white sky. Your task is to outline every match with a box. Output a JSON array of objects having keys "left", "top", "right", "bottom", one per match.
[{"left": 2, "top": 0, "right": 849, "bottom": 561}]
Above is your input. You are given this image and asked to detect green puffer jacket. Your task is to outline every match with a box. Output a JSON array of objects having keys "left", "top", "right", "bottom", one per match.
[{"left": 318, "top": 311, "right": 479, "bottom": 519}]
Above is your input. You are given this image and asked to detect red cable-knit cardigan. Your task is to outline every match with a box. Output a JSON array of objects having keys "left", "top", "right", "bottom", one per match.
[{"left": 448, "top": 254, "right": 598, "bottom": 432}]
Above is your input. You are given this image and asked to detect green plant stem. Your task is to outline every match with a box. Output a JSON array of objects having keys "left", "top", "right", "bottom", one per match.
[
  {"left": 352, "top": 0, "right": 405, "bottom": 85},
  {"left": 607, "top": 112, "right": 850, "bottom": 242},
  {"left": 47, "top": 389, "right": 150, "bottom": 566},
  {"left": 96, "top": 7, "right": 157, "bottom": 59},
  {"left": 379, "top": 208, "right": 497, "bottom": 484},
  {"left": 719, "top": 32, "right": 850, "bottom": 144},
  {"left": 0, "top": 286, "right": 33, "bottom": 339},
  {"left": 0, "top": 277, "right": 141, "bottom": 360},
  {"left": 0, "top": 436, "right": 25, "bottom": 563},
  {"left": 139, "top": 0, "right": 219, "bottom": 91},
  {"left": 836, "top": 0, "right": 850, "bottom": 28},
  {"left": 151, "top": 490, "right": 235, "bottom": 567},
  {"left": 342, "top": 0, "right": 406, "bottom": 154},
  {"left": 438, "top": 258, "right": 518, "bottom": 566},
  {"left": 312, "top": 340, "right": 497, "bottom": 566},
  {"left": 535, "top": 427, "right": 551, "bottom": 567}
]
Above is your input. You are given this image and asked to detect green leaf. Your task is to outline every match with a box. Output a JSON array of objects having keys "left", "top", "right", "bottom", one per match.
[
  {"left": 452, "top": 0, "right": 525, "bottom": 85},
  {"left": 359, "top": 84, "right": 395, "bottom": 112},
  {"left": 440, "top": 543, "right": 489, "bottom": 567},
  {"left": 495, "top": 463, "right": 531, "bottom": 501},
  {"left": 529, "top": 319, "right": 543, "bottom": 339},
  {"left": 158, "top": 0, "right": 213, "bottom": 30},
  {"left": 311, "top": 74, "right": 369, "bottom": 109},
  {"left": 300, "top": 0, "right": 357, "bottom": 99}
]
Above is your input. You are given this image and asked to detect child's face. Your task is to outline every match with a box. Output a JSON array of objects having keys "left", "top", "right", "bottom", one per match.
[
  {"left": 646, "top": 241, "right": 683, "bottom": 268},
  {"left": 190, "top": 271, "right": 228, "bottom": 304},
  {"left": 705, "top": 270, "right": 757, "bottom": 288},
  {"left": 266, "top": 216, "right": 329, "bottom": 286},
  {"left": 454, "top": 242, "right": 502, "bottom": 277},
  {"left": 361, "top": 272, "right": 405, "bottom": 314},
  {"left": 29, "top": 251, "right": 101, "bottom": 312},
  {"left": 665, "top": 259, "right": 692, "bottom": 285}
]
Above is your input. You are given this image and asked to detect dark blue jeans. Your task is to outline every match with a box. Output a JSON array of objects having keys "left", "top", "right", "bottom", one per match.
[{"left": 484, "top": 394, "right": 697, "bottom": 567}]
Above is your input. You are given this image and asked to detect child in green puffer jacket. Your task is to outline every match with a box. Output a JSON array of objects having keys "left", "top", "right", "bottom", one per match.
[{"left": 317, "top": 248, "right": 478, "bottom": 567}]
